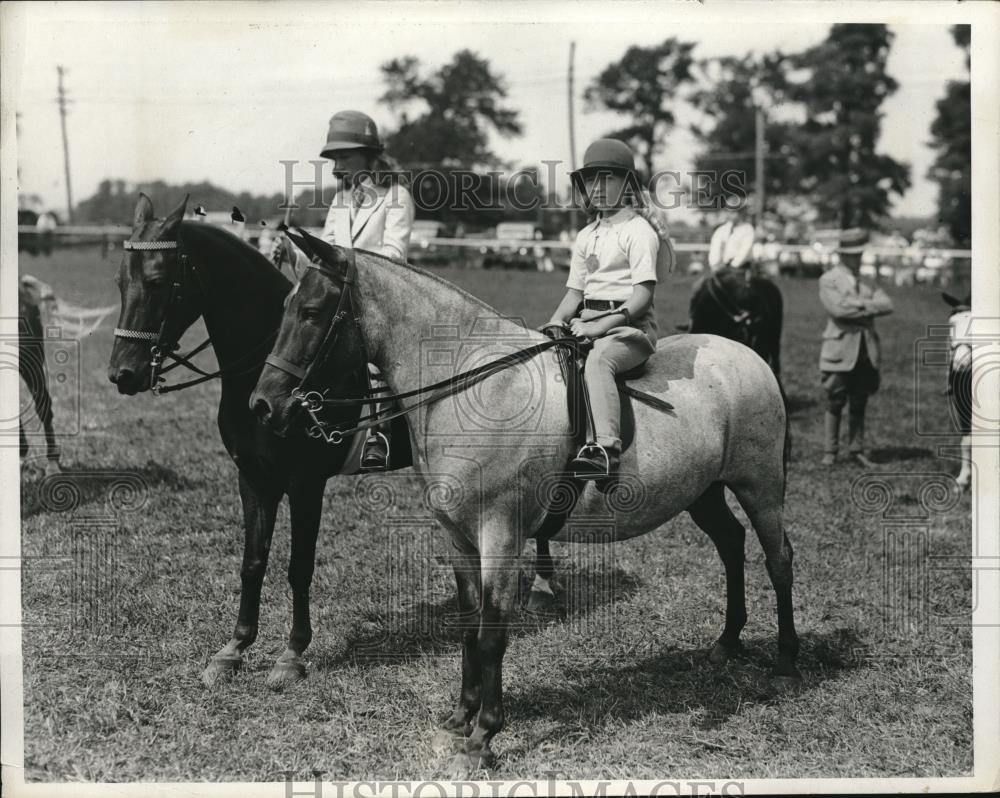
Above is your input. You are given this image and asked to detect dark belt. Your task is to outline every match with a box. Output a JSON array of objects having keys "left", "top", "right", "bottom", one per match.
[{"left": 583, "top": 299, "right": 625, "bottom": 311}]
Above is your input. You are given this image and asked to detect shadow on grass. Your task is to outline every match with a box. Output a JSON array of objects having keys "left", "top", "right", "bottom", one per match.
[
  {"left": 505, "top": 626, "right": 865, "bottom": 734},
  {"left": 868, "top": 446, "right": 935, "bottom": 464},
  {"left": 20, "top": 463, "right": 195, "bottom": 519},
  {"left": 319, "top": 567, "right": 643, "bottom": 668}
]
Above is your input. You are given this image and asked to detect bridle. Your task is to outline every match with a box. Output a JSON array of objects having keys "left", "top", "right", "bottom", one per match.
[
  {"left": 262, "top": 251, "right": 374, "bottom": 442},
  {"left": 113, "top": 237, "right": 273, "bottom": 394}
]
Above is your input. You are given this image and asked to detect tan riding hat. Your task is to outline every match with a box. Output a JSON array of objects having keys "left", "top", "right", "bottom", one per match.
[
  {"left": 837, "top": 228, "right": 870, "bottom": 255},
  {"left": 320, "top": 111, "right": 384, "bottom": 158}
]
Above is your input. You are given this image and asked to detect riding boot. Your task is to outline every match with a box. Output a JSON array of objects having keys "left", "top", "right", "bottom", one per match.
[{"left": 822, "top": 409, "right": 841, "bottom": 466}]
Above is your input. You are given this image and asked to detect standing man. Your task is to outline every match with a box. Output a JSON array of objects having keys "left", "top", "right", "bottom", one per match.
[{"left": 818, "top": 228, "right": 894, "bottom": 467}]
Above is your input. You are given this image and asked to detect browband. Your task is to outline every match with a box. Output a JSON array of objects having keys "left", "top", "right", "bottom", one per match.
[{"left": 123, "top": 240, "right": 179, "bottom": 251}]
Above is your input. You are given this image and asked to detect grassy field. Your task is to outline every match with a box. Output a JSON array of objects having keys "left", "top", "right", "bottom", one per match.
[{"left": 17, "top": 245, "right": 973, "bottom": 782}]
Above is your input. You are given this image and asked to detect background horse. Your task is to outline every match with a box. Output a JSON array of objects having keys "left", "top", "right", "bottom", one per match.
[
  {"left": 108, "top": 194, "right": 411, "bottom": 688},
  {"left": 250, "top": 236, "right": 800, "bottom": 774},
  {"left": 687, "top": 268, "right": 785, "bottom": 379},
  {"left": 943, "top": 291, "right": 972, "bottom": 490},
  {"left": 18, "top": 275, "right": 62, "bottom": 475}
]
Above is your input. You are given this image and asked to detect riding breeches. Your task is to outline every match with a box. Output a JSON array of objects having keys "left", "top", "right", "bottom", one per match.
[{"left": 581, "top": 309, "right": 656, "bottom": 451}]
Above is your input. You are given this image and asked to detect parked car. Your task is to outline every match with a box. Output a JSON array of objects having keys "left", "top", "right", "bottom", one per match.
[
  {"left": 409, "top": 220, "right": 452, "bottom": 267},
  {"left": 483, "top": 222, "right": 542, "bottom": 270}
]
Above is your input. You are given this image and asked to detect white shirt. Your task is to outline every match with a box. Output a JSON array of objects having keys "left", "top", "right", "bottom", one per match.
[
  {"left": 708, "top": 221, "right": 755, "bottom": 271},
  {"left": 291, "top": 177, "right": 415, "bottom": 271},
  {"left": 566, "top": 207, "right": 659, "bottom": 301}
]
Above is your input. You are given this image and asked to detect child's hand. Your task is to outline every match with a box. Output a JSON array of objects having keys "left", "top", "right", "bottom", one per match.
[{"left": 569, "top": 319, "right": 604, "bottom": 339}]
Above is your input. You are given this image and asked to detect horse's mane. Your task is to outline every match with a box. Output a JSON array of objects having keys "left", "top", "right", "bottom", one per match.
[
  {"left": 178, "top": 222, "right": 292, "bottom": 290},
  {"left": 356, "top": 248, "right": 515, "bottom": 322}
]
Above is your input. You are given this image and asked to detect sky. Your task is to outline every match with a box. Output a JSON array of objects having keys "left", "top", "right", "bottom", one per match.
[{"left": 4, "top": 1, "right": 970, "bottom": 224}]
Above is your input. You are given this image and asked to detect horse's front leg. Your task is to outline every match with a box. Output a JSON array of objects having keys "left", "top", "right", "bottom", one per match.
[
  {"left": 266, "top": 473, "right": 325, "bottom": 689},
  {"left": 438, "top": 546, "right": 482, "bottom": 741},
  {"left": 202, "top": 470, "right": 282, "bottom": 686},
  {"left": 448, "top": 522, "right": 520, "bottom": 775}
]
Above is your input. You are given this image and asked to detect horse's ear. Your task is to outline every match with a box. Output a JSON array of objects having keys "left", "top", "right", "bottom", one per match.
[
  {"left": 942, "top": 292, "right": 961, "bottom": 308},
  {"left": 133, "top": 193, "right": 154, "bottom": 229},
  {"left": 161, "top": 194, "right": 189, "bottom": 235}
]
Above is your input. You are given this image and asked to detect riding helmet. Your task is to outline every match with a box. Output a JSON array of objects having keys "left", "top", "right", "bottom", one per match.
[
  {"left": 320, "top": 111, "right": 384, "bottom": 158},
  {"left": 569, "top": 138, "right": 641, "bottom": 195}
]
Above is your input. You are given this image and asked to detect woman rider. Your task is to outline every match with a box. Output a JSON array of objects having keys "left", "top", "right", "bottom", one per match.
[{"left": 274, "top": 110, "right": 415, "bottom": 470}]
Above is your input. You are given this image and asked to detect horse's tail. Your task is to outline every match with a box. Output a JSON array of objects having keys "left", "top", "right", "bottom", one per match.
[{"left": 772, "top": 373, "right": 791, "bottom": 499}]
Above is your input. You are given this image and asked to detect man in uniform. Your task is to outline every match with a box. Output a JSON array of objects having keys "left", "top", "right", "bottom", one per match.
[{"left": 818, "top": 228, "right": 894, "bottom": 467}]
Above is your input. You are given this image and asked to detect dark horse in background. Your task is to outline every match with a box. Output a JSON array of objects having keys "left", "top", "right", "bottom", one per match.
[
  {"left": 108, "top": 194, "right": 413, "bottom": 688},
  {"left": 18, "top": 275, "right": 62, "bottom": 476},
  {"left": 686, "top": 268, "right": 785, "bottom": 381}
]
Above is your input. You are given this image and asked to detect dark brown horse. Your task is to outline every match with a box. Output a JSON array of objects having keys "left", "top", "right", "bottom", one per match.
[
  {"left": 107, "top": 194, "right": 411, "bottom": 688},
  {"left": 18, "top": 276, "right": 62, "bottom": 475},
  {"left": 687, "top": 268, "right": 785, "bottom": 379}
]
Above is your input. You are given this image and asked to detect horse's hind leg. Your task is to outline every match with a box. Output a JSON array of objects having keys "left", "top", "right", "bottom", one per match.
[
  {"left": 266, "top": 473, "right": 325, "bottom": 690},
  {"left": 687, "top": 483, "right": 747, "bottom": 664},
  {"left": 729, "top": 480, "right": 801, "bottom": 687},
  {"left": 34, "top": 376, "right": 61, "bottom": 475},
  {"left": 202, "top": 471, "right": 282, "bottom": 686}
]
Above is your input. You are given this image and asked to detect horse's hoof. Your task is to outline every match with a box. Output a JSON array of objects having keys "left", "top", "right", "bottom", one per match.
[
  {"left": 265, "top": 658, "right": 307, "bottom": 691},
  {"left": 201, "top": 655, "right": 242, "bottom": 686},
  {"left": 44, "top": 461, "right": 62, "bottom": 478},
  {"left": 445, "top": 749, "right": 495, "bottom": 778},
  {"left": 708, "top": 639, "right": 743, "bottom": 665},
  {"left": 525, "top": 588, "right": 555, "bottom": 613},
  {"left": 769, "top": 669, "right": 804, "bottom": 694},
  {"left": 431, "top": 728, "right": 468, "bottom": 755}
]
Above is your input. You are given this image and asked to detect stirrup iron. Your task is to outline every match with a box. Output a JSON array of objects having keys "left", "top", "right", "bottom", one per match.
[{"left": 359, "top": 431, "right": 391, "bottom": 472}]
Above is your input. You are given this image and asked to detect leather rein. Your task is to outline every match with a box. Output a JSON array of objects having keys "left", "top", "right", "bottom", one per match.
[
  {"left": 262, "top": 252, "right": 584, "bottom": 444},
  {"left": 113, "top": 238, "right": 276, "bottom": 394}
]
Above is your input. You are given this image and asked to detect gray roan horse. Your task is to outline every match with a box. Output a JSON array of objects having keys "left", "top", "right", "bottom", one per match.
[
  {"left": 250, "top": 231, "right": 800, "bottom": 773},
  {"left": 108, "top": 194, "right": 412, "bottom": 688}
]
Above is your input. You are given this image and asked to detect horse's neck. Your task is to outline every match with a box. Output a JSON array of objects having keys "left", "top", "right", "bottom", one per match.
[
  {"left": 184, "top": 230, "right": 288, "bottom": 373},
  {"left": 352, "top": 255, "right": 532, "bottom": 393}
]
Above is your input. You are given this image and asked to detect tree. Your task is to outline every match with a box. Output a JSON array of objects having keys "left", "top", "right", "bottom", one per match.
[
  {"left": 927, "top": 25, "right": 970, "bottom": 247},
  {"left": 785, "top": 24, "right": 910, "bottom": 229},
  {"left": 379, "top": 50, "right": 522, "bottom": 170},
  {"left": 584, "top": 38, "right": 696, "bottom": 172},
  {"left": 689, "top": 52, "right": 800, "bottom": 212}
]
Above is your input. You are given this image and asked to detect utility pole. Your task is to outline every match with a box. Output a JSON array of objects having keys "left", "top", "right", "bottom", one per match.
[
  {"left": 567, "top": 40, "right": 578, "bottom": 231},
  {"left": 56, "top": 65, "right": 74, "bottom": 223},
  {"left": 754, "top": 105, "right": 765, "bottom": 231}
]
